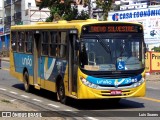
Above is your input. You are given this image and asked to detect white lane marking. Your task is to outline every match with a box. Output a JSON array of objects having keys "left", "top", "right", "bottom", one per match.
[
  {"left": 65, "top": 109, "right": 77, "bottom": 113},
  {"left": 21, "top": 95, "right": 30, "bottom": 98},
  {"left": 147, "top": 87, "right": 159, "bottom": 90},
  {"left": 10, "top": 91, "right": 18, "bottom": 95},
  {"left": 48, "top": 104, "right": 60, "bottom": 108},
  {"left": 0, "top": 88, "right": 6, "bottom": 91},
  {"left": 10, "top": 99, "right": 17, "bottom": 102},
  {"left": 33, "top": 99, "right": 42, "bottom": 102},
  {"left": 86, "top": 117, "right": 99, "bottom": 120}
]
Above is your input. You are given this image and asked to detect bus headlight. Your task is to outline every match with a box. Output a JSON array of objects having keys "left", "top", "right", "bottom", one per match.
[
  {"left": 132, "top": 78, "right": 145, "bottom": 88},
  {"left": 80, "top": 77, "right": 98, "bottom": 89}
]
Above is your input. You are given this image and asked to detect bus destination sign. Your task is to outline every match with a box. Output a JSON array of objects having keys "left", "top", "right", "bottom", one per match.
[{"left": 82, "top": 24, "right": 143, "bottom": 34}]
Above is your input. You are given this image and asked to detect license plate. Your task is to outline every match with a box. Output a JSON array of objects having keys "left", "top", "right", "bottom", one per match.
[{"left": 110, "top": 90, "right": 122, "bottom": 95}]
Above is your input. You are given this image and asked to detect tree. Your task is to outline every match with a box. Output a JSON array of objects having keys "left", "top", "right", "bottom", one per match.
[
  {"left": 83, "top": 0, "right": 113, "bottom": 20},
  {"left": 39, "top": 0, "right": 113, "bottom": 21},
  {"left": 39, "top": 0, "right": 89, "bottom": 21},
  {"left": 96, "top": 0, "right": 113, "bottom": 20},
  {"left": 151, "top": 46, "right": 160, "bottom": 52}
]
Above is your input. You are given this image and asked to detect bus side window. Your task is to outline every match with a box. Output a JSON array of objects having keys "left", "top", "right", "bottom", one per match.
[
  {"left": 50, "top": 31, "right": 57, "bottom": 56},
  {"left": 11, "top": 32, "right": 17, "bottom": 51},
  {"left": 49, "top": 31, "right": 67, "bottom": 58},
  {"left": 42, "top": 31, "right": 49, "bottom": 56},
  {"left": 56, "top": 32, "right": 61, "bottom": 57},
  {"left": 25, "top": 31, "right": 32, "bottom": 53},
  {"left": 18, "top": 32, "right": 25, "bottom": 52}
]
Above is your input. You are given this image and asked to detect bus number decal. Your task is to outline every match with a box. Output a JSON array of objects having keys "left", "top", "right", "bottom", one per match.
[{"left": 22, "top": 56, "right": 32, "bottom": 67}]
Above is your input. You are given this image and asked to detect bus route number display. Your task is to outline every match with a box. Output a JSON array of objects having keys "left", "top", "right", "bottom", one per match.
[
  {"left": 90, "top": 25, "right": 138, "bottom": 33},
  {"left": 82, "top": 24, "right": 142, "bottom": 33}
]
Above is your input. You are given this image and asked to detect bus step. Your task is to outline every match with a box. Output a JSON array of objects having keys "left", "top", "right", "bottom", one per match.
[{"left": 34, "top": 84, "right": 40, "bottom": 90}]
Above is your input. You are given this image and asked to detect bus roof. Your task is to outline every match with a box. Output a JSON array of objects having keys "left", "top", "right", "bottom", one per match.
[{"left": 11, "top": 19, "right": 143, "bottom": 30}]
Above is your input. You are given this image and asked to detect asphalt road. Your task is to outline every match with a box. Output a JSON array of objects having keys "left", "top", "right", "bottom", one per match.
[{"left": 0, "top": 61, "right": 160, "bottom": 120}]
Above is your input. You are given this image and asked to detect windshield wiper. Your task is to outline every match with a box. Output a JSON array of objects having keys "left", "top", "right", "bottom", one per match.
[
  {"left": 96, "top": 35, "right": 111, "bottom": 54},
  {"left": 95, "top": 35, "right": 112, "bottom": 61}
]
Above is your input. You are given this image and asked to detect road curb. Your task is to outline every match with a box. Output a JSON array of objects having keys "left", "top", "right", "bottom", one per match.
[{"left": 0, "top": 58, "right": 10, "bottom": 62}]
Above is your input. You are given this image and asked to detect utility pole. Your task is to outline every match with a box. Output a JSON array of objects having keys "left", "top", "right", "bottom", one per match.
[{"left": 88, "top": 0, "right": 92, "bottom": 18}]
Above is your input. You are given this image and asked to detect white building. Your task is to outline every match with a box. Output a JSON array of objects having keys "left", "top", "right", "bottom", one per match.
[
  {"left": 114, "top": 0, "right": 160, "bottom": 10},
  {"left": 4, "top": 0, "right": 50, "bottom": 32},
  {"left": 0, "top": 0, "right": 50, "bottom": 51}
]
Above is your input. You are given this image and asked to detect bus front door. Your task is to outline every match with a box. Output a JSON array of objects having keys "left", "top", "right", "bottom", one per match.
[
  {"left": 68, "top": 34, "right": 78, "bottom": 96},
  {"left": 33, "top": 33, "right": 41, "bottom": 89}
]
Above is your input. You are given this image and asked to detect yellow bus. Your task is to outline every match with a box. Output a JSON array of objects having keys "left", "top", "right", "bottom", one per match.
[{"left": 10, "top": 19, "right": 146, "bottom": 104}]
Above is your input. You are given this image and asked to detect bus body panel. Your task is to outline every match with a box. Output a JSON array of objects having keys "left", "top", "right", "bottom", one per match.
[
  {"left": 10, "top": 20, "right": 146, "bottom": 101},
  {"left": 77, "top": 69, "right": 146, "bottom": 99},
  {"left": 77, "top": 81, "right": 146, "bottom": 99},
  {"left": 11, "top": 52, "right": 68, "bottom": 93},
  {"left": 10, "top": 52, "right": 34, "bottom": 85}
]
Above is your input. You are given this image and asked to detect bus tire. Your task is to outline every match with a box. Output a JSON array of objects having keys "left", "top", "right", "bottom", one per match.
[
  {"left": 57, "top": 80, "right": 67, "bottom": 104},
  {"left": 23, "top": 71, "right": 31, "bottom": 92}
]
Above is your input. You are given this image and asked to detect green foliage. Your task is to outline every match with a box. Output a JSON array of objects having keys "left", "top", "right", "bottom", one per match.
[
  {"left": 39, "top": 0, "right": 112, "bottom": 21},
  {"left": 77, "top": 10, "right": 89, "bottom": 20},
  {"left": 96, "top": 0, "right": 113, "bottom": 20},
  {"left": 151, "top": 46, "right": 160, "bottom": 52},
  {"left": 63, "top": 6, "right": 89, "bottom": 21},
  {"left": 39, "top": 0, "right": 89, "bottom": 21}
]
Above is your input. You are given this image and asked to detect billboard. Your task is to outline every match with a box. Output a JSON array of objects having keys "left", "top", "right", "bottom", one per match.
[
  {"left": 145, "top": 52, "right": 160, "bottom": 73},
  {"left": 108, "top": 7, "right": 160, "bottom": 44}
]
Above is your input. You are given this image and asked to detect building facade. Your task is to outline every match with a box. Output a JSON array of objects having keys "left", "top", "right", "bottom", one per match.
[
  {"left": 0, "top": 0, "right": 50, "bottom": 53},
  {"left": 114, "top": 0, "right": 160, "bottom": 11}
]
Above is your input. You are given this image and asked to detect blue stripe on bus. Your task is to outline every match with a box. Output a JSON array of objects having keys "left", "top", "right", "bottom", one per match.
[
  {"left": 13, "top": 53, "right": 34, "bottom": 76},
  {"left": 13, "top": 53, "right": 67, "bottom": 82},
  {"left": 86, "top": 74, "right": 142, "bottom": 86}
]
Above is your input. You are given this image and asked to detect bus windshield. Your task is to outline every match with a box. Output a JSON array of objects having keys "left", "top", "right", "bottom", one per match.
[{"left": 79, "top": 35, "right": 144, "bottom": 71}]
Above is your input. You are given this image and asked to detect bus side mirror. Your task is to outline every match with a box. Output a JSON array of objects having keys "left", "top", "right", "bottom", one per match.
[{"left": 75, "top": 39, "right": 80, "bottom": 51}]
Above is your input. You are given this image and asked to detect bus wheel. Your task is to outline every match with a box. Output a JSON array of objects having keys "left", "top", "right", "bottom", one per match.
[
  {"left": 57, "top": 80, "right": 67, "bottom": 104},
  {"left": 23, "top": 71, "right": 31, "bottom": 92}
]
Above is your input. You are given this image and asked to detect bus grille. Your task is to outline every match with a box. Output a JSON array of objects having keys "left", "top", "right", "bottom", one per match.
[{"left": 100, "top": 89, "right": 134, "bottom": 96}]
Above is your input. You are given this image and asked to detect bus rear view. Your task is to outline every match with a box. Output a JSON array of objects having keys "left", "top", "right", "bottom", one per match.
[{"left": 77, "top": 22, "right": 146, "bottom": 101}]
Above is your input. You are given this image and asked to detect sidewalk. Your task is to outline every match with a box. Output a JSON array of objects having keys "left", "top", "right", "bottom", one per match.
[
  {"left": 146, "top": 74, "right": 160, "bottom": 81},
  {"left": 0, "top": 57, "right": 10, "bottom": 62},
  {"left": 0, "top": 94, "right": 64, "bottom": 120}
]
